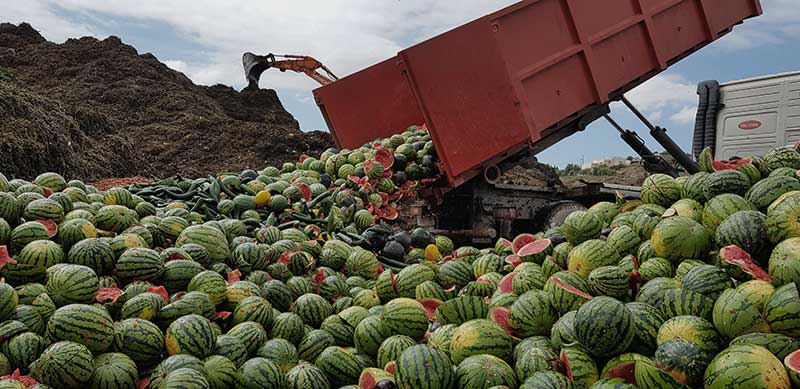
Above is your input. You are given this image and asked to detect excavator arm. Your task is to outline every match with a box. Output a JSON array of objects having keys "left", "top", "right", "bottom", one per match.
[{"left": 243, "top": 52, "right": 338, "bottom": 90}]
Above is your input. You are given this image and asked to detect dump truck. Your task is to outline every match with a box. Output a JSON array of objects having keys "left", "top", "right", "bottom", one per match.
[
  {"left": 694, "top": 71, "right": 800, "bottom": 161},
  {"left": 260, "top": 0, "right": 764, "bottom": 243}
]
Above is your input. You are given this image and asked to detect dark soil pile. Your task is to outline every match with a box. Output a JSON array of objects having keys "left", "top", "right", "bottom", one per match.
[{"left": 0, "top": 22, "right": 332, "bottom": 181}]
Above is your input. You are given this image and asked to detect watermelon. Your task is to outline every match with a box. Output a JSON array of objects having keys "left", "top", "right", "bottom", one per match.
[
  {"left": 652, "top": 340, "right": 708, "bottom": 387},
  {"left": 116, "top": 248, "right": 164, "bottom": 282},
  {"left": 702, "top": 194, "right": 755, "bottom": 234},
  {"left": 293, "top": 293, "right": 332, "bottom": 328},
  {"left": 270, "top": 312, "right": 304, "bottom": 345},
  {"left": 88, "top": 352, "right": 138, "bottom": 389},
  {"left": 704, "top": 345, "right": 790, "bottom": 389},
  {"left": 176, "top": 224, "right": 230, "bottom": 262},
  {"left": 550, "top": 311, "right": 577, "bottom": 349},
  {"left": 680, "top": 265, "right": 733, "bottom": 299},
  {"left": 165, "top": 314, "right": 216, "bottom": 358},
  {"left": 113, "top": 318, "right": 164, "bottom": 366},
  {"left": 17, "top": 240, "right": 63, "bottom": 268},
  {"left": 657, "top": 315, "right": 721, "bottom": 356},
  {"left": 212, "top": 336, "right": 248, "bottom": 369},
  {"left": 626, "top": 302, "right": 665, "bottom": 355},
  {"left": 3, "top": 331, "right": 45, "bottom": 371},
  {"left": 746, "top": 176, "right": 800, "bottom": 210},
  {"left": 765, "top": 191, "right": 800, "bottom": 243},
  {"left": 33, "top": 173, "right": 66, "bottom": 192},
  {"left": 638, "top": 257, "right": 674, "bottom": 282},
  {"left": 457, "top": 354, "right": 517, "bottom": 388},
  {"left": 30, "top": 341, "right": 94, "bottom": 387},
  {"left": 238, "top": 357, "right": 287, "bottom": 388},
  {"left": 712, "top": 289, "right": 770, "bottom": 339},
  {"left": 48, "top": 304, "right": 114, "bottom": 353},
  {"left": 664, "top": 199, "right": 703, "bottom": 221},
  {"left": 394, "top": 345, "right": 455, "bottom": 389},
  {"left": 606, "top": 226, "right": 641, "bottom": 256},
  {"left": 381, "top": 298, "right": 428, "bottom": 340},
  {"left": 650, "top": 216, "right": 710, "bottom": 262},
  {"left": 228, "top": 321, "right": 267, "bottom": 356},
  {"left": 561, "top": 211, "right": 602, "bottom": 245},
  {"left": 45, "top": 264, "right": 98, "bottom": 306},
  {"left": 519, "top": 371, "right": 572, "bottom": 389},
  {"left": 659, "top": 288, "right": 713, "bottom": 321},
  {"left": 544, "top": 271, "right": 592, "bottom": 314},
  {"left": 764, "top": 283, "right": 800, "bottom": 338},
  {"left": 769, "top": 238, "right": 800, "bottom": 287},
  {"left": 376, "top": 335, "right": 416, "bottom": 368},
  {"left": 574, "top": 296, "right": 633, "bottom": 357},
  {"left": 715, "top": 210, "right": 771, "bottom": 263},
  {"left": 764, "top": 147, "right": 800, "bottom": 170},
  {"left": 735, "top": 280, "right": 775, "bottom": 312},
  {"left": 449, "top": 319, "right": 513, "bottom": 364},
  {"left": 561, "top": 346, "right": 599, "bottom": 388},
  {"left": 315, "top": 346, "right": 363, "bottom": 387},
  {"left": 703, "top": 170, "right": 751, "bottom": 200},
  {"left": 257, "top": 338, "right": 297, "bottom": 372},
  {"left": 567, "top": 239, "right": 621, "bottom": 279},
  {"left": 731, "top": 332, "right": 800, "bottom": 361},
  {"left": 509, "top": 289, "right": 558, "bottom": 337},
  {"left": 94, "top": 205, "right": 137, "bottom": 234},
  {"left": 641, "top": 174, "right": 682, "bottom": 207},
  {"left": 698, "top": 147, "right": 714, "bottom": 173},
  {"left": 587, "top": 265, "right": 631, "bottom": 300},
  {"left": 204, "top": 355, "right": 238, "bottom": 389},
  {"left": 718, "top": 245, "right": 771, "bottom": 283},
  {"left": 287, "top": 361, "right": 330, "bottom": 389}
]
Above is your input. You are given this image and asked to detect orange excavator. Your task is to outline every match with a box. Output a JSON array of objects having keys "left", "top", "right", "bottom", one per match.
[{"left": 242, "top": 52, "right": 338, "bottom": 90}]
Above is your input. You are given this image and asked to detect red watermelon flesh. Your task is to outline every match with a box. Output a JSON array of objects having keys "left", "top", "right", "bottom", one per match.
[
  {"left": 713, "top": 158, "right": 751, "bottom": 171},
  {"left": 227, "top": 269, "right": 242, "bottom": 285},
  {"left": 560, "top": 351, "right": 575, "bottom": 382},
  {"left": 418, "top": 298, "right": 443, "bottom": 321},
  {"left": 518, "top": 239, "right": 552, "bottom": 257},
  {"left": 606, "top": 361, "right": 637, "bottom": 384},
  {"left": 498, "top": 273, "right": 515, "bottom": 293},
  {"left": 785, "top": 349, "right": 800, "bottom": 374},
  {"left": 504, "top": 255, "right": 522, "bottom": 269},
  {"left": 35, "top": 220, "right": 58, "bottom": 238},
  {"left": 489, "top": 307, "right": 518, "bottom": 340},
  {"left": 375, "top": 149, "right": 395, "bottom": 169},
  {"left": 719, "top": 245, "right": 772, "bottom": 283},
  {"left": 358, "top": 371, "right": 379, "bottom": 389},
  {"left": 146, "top": 286, "right": 169, "bottom": 302},
  {"left": 512, "top": 234, "right": 537, "bottom": 253},
  {"left": 384, "top": 361, "right": 396, "bottom": 374},
  {"left": 0, "top": 246, "right": 16, "bottom": 271},
  {"left": 2, "top": 369, "right": 38, "bottom": 387},
  {"left": 95, "top": 286, "right": 125, "bottom": 304},
  {"left": 549, "top": 276, "right": 593, "bottom": 299},
  {"left": 497, "top": 238, "right": 513, "bottom": 249}
]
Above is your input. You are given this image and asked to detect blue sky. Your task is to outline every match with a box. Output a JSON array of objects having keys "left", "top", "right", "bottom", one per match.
[{"left": 6, "top": 0, "right": 799, "bottom": 167}]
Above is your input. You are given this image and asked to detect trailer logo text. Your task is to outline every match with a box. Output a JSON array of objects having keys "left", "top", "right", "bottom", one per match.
[{"left": 738, "top": 120, "right": 762, "bottom": 130}]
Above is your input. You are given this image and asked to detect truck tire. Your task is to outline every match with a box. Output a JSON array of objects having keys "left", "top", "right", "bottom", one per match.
[{"left": 544, "top": 201, "right": 587, "bottom": 230}]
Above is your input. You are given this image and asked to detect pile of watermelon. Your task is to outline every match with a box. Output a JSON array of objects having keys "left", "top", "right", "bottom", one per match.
[{"left": 0, "top": 135, "right": 800, "bottom": 389}]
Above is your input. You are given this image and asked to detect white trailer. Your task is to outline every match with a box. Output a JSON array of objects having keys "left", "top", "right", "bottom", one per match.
[{"left": 693, "top": 71, "right": 800, "bottom": 160}]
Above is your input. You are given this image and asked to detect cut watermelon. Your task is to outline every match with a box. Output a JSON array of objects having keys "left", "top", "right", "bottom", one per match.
[
  {"left": 227, "top": 269, "right": 243, "bottom": 284},
  {"left": 518, "top": 239, "right": 552, "bottom": 257},
  {"left": 384, "top": 361, "right": 396, "bottom": 375},
  {"left": 147, "top": 286, "right": 169, "bottom": 302},
  {"left": 512, "top": 233, "right": 537, "bottom": 253},
  {"left": 719, "top": 245, "right": 772, "bottom": 283},
  {"left": 2, "top": 369, "right": 38, "bottom": 387},
  {"left": 95, "top": 286, "right": 125, "bottom": 304},
  {"left": 498, "top": 273, "right": 515, "bottom": 294},
  {"left": 213, "top": 311, "right": 232, "bottom": 320},
  {"left": 35, "top": 220, "right": 58, "bottom": 238},
  {"left": 560, "top": 351, "right": 575, "bottom": 382},
  {"left": 713, "top": 158, "right": 751, "bottom": 171},
  {"left": 489, "top": 307, "right": 518, "bottom": 340},
  {"left": 375, "top": 148, "right": 394, "bottom": 169},
  {"left": 606, "top": 361, "right": 636, "bottom": 384},
  {"left": 785, "top": 349, "right": 800, "bottom": 383},
  {"left": 418, "top": 298, "right": 443, "bottom": 321},
  {"left": 549, "top": 276, "right": 593, "bottom": 299},
  {"left": 0, "top": 246, "right": 16, "bottom": 271},
  {"left": 504, "top": 254, "right": 522, "bottom": 268}
]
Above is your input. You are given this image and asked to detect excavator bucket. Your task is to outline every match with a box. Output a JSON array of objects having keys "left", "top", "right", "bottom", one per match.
[{"left": 243, "top": 52, "right": 270, "bottom": 90}]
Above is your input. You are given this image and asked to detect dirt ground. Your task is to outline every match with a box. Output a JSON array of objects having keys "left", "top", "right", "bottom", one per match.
[{"left": 0, "top": 22, "right": 332, "bottom": 181}]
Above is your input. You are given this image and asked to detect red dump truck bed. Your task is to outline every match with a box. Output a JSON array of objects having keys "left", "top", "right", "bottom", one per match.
[{"left": 314, "top": 0, "right": 762, "bottom": 187}]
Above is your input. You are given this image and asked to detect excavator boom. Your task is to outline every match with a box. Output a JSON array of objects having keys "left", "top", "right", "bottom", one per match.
[{"left": 243, "top": 52, "right": 338, "bottom": 89}]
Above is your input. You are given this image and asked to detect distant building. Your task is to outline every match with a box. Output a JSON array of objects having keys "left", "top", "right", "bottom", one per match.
[{"left": 581, "top": 156, "right": 632, "bottom": 169}]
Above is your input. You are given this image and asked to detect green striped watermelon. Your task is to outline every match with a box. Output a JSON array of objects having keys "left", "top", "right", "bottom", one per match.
[
  {"left": 113, "top": 318, "right": 164, "bottom": 367},
  {"left": 713, "top": 289, "right": 770, "bottom": 340},
  {"left": 3, "top": 331, "right": 45, "bottom": 371},
  {"left": 298, "top": 329, "right": 336, "bottom": 363},
  {"left": 395, "top": 345, "right": 455, "bottom": 389},
  {"left": 657, "top": 315, "right": 720, "bottom": 356},
  {"left": 574, "top": 296, "right": 633, "bottom": 357},
  {"left": 115, "top": 248, "right": 164, "bottom": 282},
  {"left": 45, "top": 264, "right": 98, "bottom": 306},
  {"left": 292, "top": 293, "right": 332, "bottom": 328},
  {"left": 381, "top": 298, "right": 428, "bottom": 340},
  {"left": 204, "top": 355, "right": 238, "bottom": 389},
  {"left": 30, "top": 341, "right": 94, "bottom": 387},
  {"left": 606, "top": 225, "right": 641, "bottom": 256},
  {"left": 715, "top": 210, "right": 771, "bottom": 263},
  {"left": 764, "top": 147, "right": 800, "bottom": 170},
  {"left": 702, "top": 193, "right": 755, "bottom": 234},
  {"left": 88, "top": 352, "right": 138, "bottom": 389},
  {"left": 561, "top": 211, "right": 603, "bottom": 245},
  {"left": 456, "top": 354, "right": 517, "bottom": 388},
  {"left": 377, "top": 335, "right": 416, "bottom": 368},
  {"left": 213, "top": 335, "right": 248, "bottom": 368},
  {"left": 680, "top": 265, "right": 733, "bottom": 299},
  {"left": 176, "top": 224, "right": 230, "bottom": 262},
  {"left": 764, "top": 283, "right": 800, "bottom": 338},
  {"left": 746, "top": 176, "right": 800, "bottom": 211},
  {"left": 449, "top": 319, "right": 512, "bottom": 364},
  {"left": 227, "top": 321, "right": 267, "bottom": 356},
  {"left": 94, "top": 205, "right": 137, "bottom": 234},
  {"left": 287, "top": 361, "right": 330, "bottom": 389},
  {"left": 257, "top": 338, "right": 297, "bottom": 372},
  {"left": 48, "top": 303, "right": 114, "bottom": 353},
  {"left": 509, "top": 289, "right": 558, "bottom": 337},
  {"left": 270, "top": 312, "right": 304, "bottom": 345},
  {"left": 561, "top": 345, "right": 599, "bottom": 388},
  {"left": 703, "top": 170, "right": 751, "bottom": 200},
  {"left": 704, "top": 345, "right": 790, "bottom": 389},
  {"left": 567, "top": 239, "right": 621, "bottom": 279},
  {"left": 659, "top": 288, "right": 713, "bottom": 321},
  {"left": 641, "top": 174, "right": 682, "bottom": 207},
  {"left": 766, "top": 191, "right": 800, "bottom": 243},
  {"left": 165, "top": 314, "right": 216, "bottom": 358},
  {"left": 315, "top": 346, "right": 363, "bottom": 387},
  {"left": 650, "top": 216, "right": 710, "bottom": 262}
]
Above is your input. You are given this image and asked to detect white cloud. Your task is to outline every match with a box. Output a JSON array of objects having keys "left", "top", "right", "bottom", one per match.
[
  {"left": 621, "top": 74, "right": 697, "bottom": 123},
  {"left": 716, "top": 0, "right": 800, "bottom": 51},
  {"left": 162, "top": 60, "right": 188, "bottom": 74},
  {"left": 670, "top": 106, "right": 697, "bottom": 124},
  {"left": 3, "top": 0, "right": 96, "bottom": 42},
  {"left": 21, "top": 0, "right": 515, "bottom": 92}
]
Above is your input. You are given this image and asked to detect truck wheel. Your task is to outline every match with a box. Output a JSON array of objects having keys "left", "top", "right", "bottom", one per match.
[{"left": 544, "top": 201, "right": 587, "bottom": 230}]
